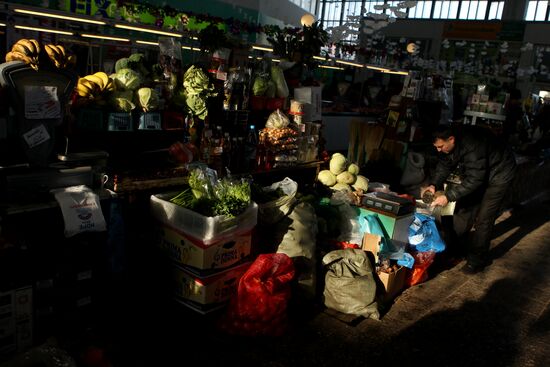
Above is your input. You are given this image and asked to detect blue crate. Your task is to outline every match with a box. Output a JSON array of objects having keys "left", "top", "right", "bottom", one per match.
[
  {"left": 137, "top": 112, "right": 162, "bottom": 130},
  {"left": 107, "top": 113, "right": 133, "bottom": 131}
]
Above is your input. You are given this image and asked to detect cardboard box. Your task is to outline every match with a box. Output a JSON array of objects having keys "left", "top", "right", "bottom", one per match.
[
  {"left": 150, "top": 193, "right": 258, "bottom": 244},
  {"left": 358, "top": 207, "right": 414, "bottom": 244},
  {"left": 377, "top": 266, "right": 406, "bottom": 302},
  {"left": 294, "top": 86, "right": 322, "bottom": 121},
  {"left": 171, "top": 261, "right": 251, "bottom": 305},
  {"left": 157, "top": 223, "right": 253, "bottom": 270}
]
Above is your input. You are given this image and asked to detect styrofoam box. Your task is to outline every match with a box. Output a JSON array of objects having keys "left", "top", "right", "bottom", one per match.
[
  {"left": 150, "top": 193, "right": 258, "bottom": 244},
  {"left": 158, "top": 223, "right": 252, "bottom": 270},
  {"left": 172, "top": 261, "right": 251, "bottom": 305}
]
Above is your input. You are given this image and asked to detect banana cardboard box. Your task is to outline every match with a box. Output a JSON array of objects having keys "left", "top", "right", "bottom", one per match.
[
  {"left": 171, "top": 260, "right": 252, "bottom": 305},
  {"left": 157, "top": 222, "right": 253, "bottom": 270}
]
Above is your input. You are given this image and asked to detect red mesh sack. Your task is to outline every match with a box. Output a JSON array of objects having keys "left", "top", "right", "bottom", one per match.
[
  {"left": 219, "top": 253, "right": 295, "bottom": 336},
  {"left": 406, "top": 251, "right": 436, "bottom": 286}
]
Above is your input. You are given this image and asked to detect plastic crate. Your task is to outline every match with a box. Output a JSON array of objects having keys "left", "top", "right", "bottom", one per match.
[
  {"left": 77, "top": 108, "right": 105, "bottom": 131},
  {"left": 137, "top": 112, "right": 162, "bottom": 130},
  {"left": 107, "top": 112, "right": 133, "bottom": 131},
  {"left": 150, "top": 193, "right": 258, "bottom": 244}
]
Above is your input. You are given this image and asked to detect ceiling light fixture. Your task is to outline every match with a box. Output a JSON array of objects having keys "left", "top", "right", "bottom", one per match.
[
  {"left": 313, "top": 56, "right": 326, "bottom": 61},
  {"left": 15, "top": 25, "right": 74, "bottom": 35},
  {"left": 335, "top": 59, "right": 363, "bottom": 68},
  {"left": 0, "top": 23, "right": 6, "bottom": 27},
  {"left": 81, "top": 34, "right": 130, "bottom": 42},
  {"left": 136, "top": 40, "right": 159, "bottom": 46},
  {"left": 251, "top": 45, "right": 273, "bottom": 52},
  {"left": 13, "top": 8, "right": 106, "bottom": 25},
  {"left": 384, "top": 70, "right": 409, "bottom": 75},
  {"left": 319, "top": 65, "right": 344, "bottom": 70},
  {"left": 366, "top": 65, "right": 390, "bottom": 72},
  {"left": 115, "top": 24, "right": 182, "bottom": 37}
]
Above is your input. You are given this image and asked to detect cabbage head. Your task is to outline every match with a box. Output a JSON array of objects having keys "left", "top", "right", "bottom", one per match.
[
  {"left": 186, "top": 94, "right": 208, "bottom": 120},
  {"left": 317, "top": 170, "right": 336, "bottom": 187},
  {"left": 136, "top": 87, "right": 159, "bottom": 112},
  {"left": 183, "top": 65, "right": 216, "bottom": 97},
  {"left": 329, "top": 153, "right": 348, "bottom": 175},
  {"left": 252, "top": 76, "right": 268, "bottom": 96},
  {"left": 352, "top": 175, "right": 369, "bottom": 192},
  {"left": 113, "top": 68, "right": 142, "bottom": 91},
  {"left": 110, "top": 90, "right": 135, "bottom": 112}
]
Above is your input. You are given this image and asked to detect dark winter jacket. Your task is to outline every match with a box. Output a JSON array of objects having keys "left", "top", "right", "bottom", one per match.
[{"left": 430, "top": 126, "right": 517, "bottom": 202}]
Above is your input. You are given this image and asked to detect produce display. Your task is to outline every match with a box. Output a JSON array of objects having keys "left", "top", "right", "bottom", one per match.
[
  {"left": 169, "top": 167, "right": 251, "bottom": 218},
  {"left": 6, "top": 39, "right": 40, "bottom": 70},
  {"left": 317, "top": 153, "right": 369, "bottom": 192}
]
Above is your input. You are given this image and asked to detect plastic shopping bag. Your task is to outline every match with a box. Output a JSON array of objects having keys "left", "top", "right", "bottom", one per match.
[{"left": 408, "top": 213, "right": 446, "bottom": 253}]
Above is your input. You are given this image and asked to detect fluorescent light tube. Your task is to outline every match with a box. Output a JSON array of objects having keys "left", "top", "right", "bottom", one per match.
[
  {"left": 272, "top": 59, "right": 281, "bottom": 63},
  {"left": 136, "top": 40, "right": 159, "bottom": 46},
  {"left": 81, "top": 34, "right": 130, "bottom": 42},
  {"left": 313, "top": 56, "right": 326, "bottom": 61},
  {"left": 384, "top": 70, "right": 409, "bottom": 75},
  {"left": 251, "top": 45, "right": 273, "bottom": 52},
  {"left": 319, "top": 65, "right": 344, "bottom": 70},
  {"left": 14, "top": 8, "right": 106, "bottom": 25},
  {"left": 115, "top": 24, "right": 181, "bottom": 37},
  {"left": 335, "top": 59, "right": 363, "bottom": 67},
  {"left": 366, "top": 65, "right": 390, "bottom": 72},
  {"left": 15, "top": 25, "right": 73, "bottom": 35}
]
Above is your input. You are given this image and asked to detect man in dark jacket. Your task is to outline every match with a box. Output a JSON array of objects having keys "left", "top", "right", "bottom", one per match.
[{"left": 422, "top": 125, "right": 517, "bottom": 274}]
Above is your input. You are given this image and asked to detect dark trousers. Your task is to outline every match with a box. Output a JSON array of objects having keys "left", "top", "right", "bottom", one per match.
[{"left": 452, "top": 182, "right": 511, "bottom": 267}]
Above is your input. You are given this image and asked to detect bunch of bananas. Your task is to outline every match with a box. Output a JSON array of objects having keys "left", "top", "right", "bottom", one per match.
[
  {"left": 76, "top": 72, "right": 114, "bottom": 99},
  {"left": 44, "top": 44, "right": 75, "bottom": 69},
  {"left": 5, "top": 39, "right": 40, "bottom": 70}
]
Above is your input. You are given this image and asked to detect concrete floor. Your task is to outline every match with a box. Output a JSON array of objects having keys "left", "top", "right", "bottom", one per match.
[
  {"left": 4, "top": 191, "right": 548, "bottom": 367},
  {"left": 75, "top": 190, "right": 549, "bottom": 367}
]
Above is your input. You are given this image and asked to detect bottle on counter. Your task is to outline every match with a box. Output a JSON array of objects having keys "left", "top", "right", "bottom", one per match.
[{"left": 245, "top": 124, "right": 258, "bottom": 170}]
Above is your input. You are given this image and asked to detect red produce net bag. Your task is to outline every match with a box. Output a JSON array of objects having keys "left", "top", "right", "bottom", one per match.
[{"left": 219, "top": 253, "right": 295, "bottom": 336}]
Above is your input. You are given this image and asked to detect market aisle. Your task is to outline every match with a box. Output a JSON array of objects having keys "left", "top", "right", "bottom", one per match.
[{"left": 74, "top": 193, "right": 550, "bottom": 367}]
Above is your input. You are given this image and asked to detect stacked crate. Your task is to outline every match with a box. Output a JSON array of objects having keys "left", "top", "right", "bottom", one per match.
[{"left": 150, "top": 193, "right": 257, "bottom": 314}]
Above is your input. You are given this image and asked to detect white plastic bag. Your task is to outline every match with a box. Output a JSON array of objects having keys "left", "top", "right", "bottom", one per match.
[{"left": 51, "top": 185, "right": 107, "bottom": 237}]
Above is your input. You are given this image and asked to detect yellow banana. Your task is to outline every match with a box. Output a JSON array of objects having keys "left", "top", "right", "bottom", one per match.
[
  {"left": 12, "top": 42, "right": 33, "bottom": 56},
  {"left": 76, "top": 78, "right": 98, "bottom": 98},
  {"left": 16, "top": 39, "right": 37, "bottom": 56},
  {"left": 56, "top": 45, "right": 66, "bottom": 58},
  {"left": 104, "top": 79, "right": 115, "bottom": 92},
  {"left": 6, "top": 51, "right": 31, "bottom": 63},
  {"left": 83, "top": 74, "right": 105, "bottom": 91},
  {"left": 93, "top": 72, "right": 109, "bottom": 87},
  {"left": 29, "top": 39, "right": 40, "bottom": 55}
]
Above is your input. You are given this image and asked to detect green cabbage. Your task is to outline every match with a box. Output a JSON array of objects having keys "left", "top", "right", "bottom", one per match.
[
  {"left": 186, "top": 94, "right": 208, "bottom": 120},
  {"left": 113, "top": 68, "right": 142, "bottom": 91},
  {"left": 329, "top": 153, "right": 348, "bottom": 175},
  {"left": 252, "top": 77, "right": 268, "bottom": 96},
  {"left": 110, "top": 90, "right": 135, "bottom": 112},
  {"left": 136, "top": 87, "right": 159, "bottom": 112},
  {"left": 115, "top": 58, "right": 129, "bottom": 73},
  {"left": 183, "top": 65, "right": 216, "bottom": 96},
  {"left": 317, "top": 170, "right": 336, "bottom": 187}
]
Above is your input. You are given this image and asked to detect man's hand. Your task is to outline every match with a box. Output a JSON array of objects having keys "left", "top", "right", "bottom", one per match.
[
  {"left": 420, "top": 185, "right": 436, "bottom": 198},
  {"left": 431, "top": 194, "right": 449, "bottom": 207}
]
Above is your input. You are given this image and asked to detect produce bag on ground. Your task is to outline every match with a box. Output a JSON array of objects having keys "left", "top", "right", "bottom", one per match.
[
  {"left": 406, "top": 250, "right": 436, "bottom": 286},
  {"left": 218, "top": 253, "right": 295, "bottom": 336},
  {"left": 322, "top": 249, "right": 380, "bottom": 320},
  {"left": 409, "top": 213, "right": 446, "bottom": 253},
  {"left": 256, "top": 177, "right": 298, "bottom": 226}
]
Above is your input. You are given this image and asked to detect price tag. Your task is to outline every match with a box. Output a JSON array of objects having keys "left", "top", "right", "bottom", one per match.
[
  {"left": 24, "top": 86, "right": 61, "bottom": 119},
  {"left": 216, "top": 71, "right": 228, "bottom": 81},
  {"left": 22, "top": 124, "right": 50, "bottom": 148}
]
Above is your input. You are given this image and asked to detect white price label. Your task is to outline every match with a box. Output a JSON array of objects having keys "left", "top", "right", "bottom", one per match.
[
  {"left": 22, "top": 124, "right": 50, "bottom": 148},
  {"left": 24, "top": 86, "right": 61, "bottom": 119}
]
